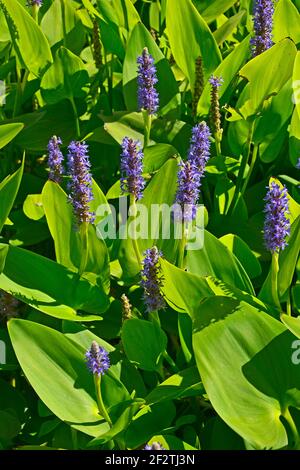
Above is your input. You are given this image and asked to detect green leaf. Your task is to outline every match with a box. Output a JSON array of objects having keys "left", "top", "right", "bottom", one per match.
[
  {"left": 192, "top": 296, "right": 298, "bottom": 449},
  {"left": 0, "top": 0, "right": 52, "bottom": 77},
  {"left": 239, "top": 39, "right": 297, "bottom": 118},
  {"left": 289, "top": 107, "right": 300, "bottom": 166},
  {"left": 42, "top": 180, "right": 110, "bottom": 293},
  {"left": 293, "top": 52, "right": 300, "bottom": 121},
  {"left": 0, "top": 157, "right": 24, "bottom": 233},
  {"left": 281, "top": 314, "right": 300, "bottom": 339},
  {"left": 201, "top": 0, "right": 240, "bottom": 23},
  {"left": 0, "top": 243, "right": 109, "bottom": 321},
  {"left": 198, "top": 35, "right": 250, "bottom": 115},
  {"left": 8, "top": 319, "right": 109, "bottom": 437},
  {"left": 145, "top": 367, "right": 204, "bottom": 405},
  {"left": 124, "top": 401, "right": 176, "bottom": 449},
  {"left": 166, "top": 0, "right": 221, "bottom": 88},
  {"left": 123, "top": 22, "right": 178, "bottom": 114},
  {"left": 23, "top": 194, "right": 44, "bottom": 221},
  {"left": 121, "top": 319, "right": 167, "bottom": 371},
  {"left": 0, "top": 123, "right": 24, "bottom": 149},
  {"left": 273, "top": 0, "right": 300, "bottom": 44},
  {"left": 118, "top": 158, "right": 179, "bottom": 279},
  {"left": 219, "top": 233, "right": 262, "bottom": 279},
  {"left": 213, "top": 10, "right": 246, "bottom": 45},
  {"left": 186, "top": 230, "right": 254, "bottom": 294},
  {"left": 41, "top": 46, "right": 89, "bottom": 105}
]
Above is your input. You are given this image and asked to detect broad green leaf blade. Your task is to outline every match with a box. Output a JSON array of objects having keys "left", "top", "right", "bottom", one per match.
[
  {"left": 198, "top": 35, "right": 250, "bottom": 115},
  {"left": 219, "top": 233, "right": 261, "bottom": 279},
  {"left": 0, "top": 243, "right": 109, "bottom": 320},
  {"left": 186, "top": 230, "right": 255, "bottom": 294},
  {"left": 273, "top": 0, "right": 300, "bottom": 44},
  {"left": 193, "top": 297, "right": 293, "bottom": 449},
  {"left": 0, "top": 158, "right": 24, "bottom": 233},
  {"left": 118, "top": 158, "right": 179, "bottom": 279},
  {"left": 123, "top": 22, "right": 178, "bottom": 114},
  {"left": 121, "top": 319, "right": 167, "bottom": 371},
  {"left": 166, "top": 0, "right": 221, "bottom": 88},
  {"left": 146, "top": 367, "right": 204, "bottom": 405},
  {"left": 0, "top": 123, "right": 24, "bottom": 149},
  {"left": 41, "top": 46, "right": 89, "bottom": 104},
  {"left": 23, "top": 194, "right": 44, "bottom": 221},
  {"left": 0, "top": 0, "right": 52, "bottom": 77},
  {"left": 293, "top": 52, "right": 300, "bottom": 121},
  {"left": 8, "top": 319, "right": 108, "bottom": 437},
  {"left": 201, "top": 0, "right": 239, "bottom": 23},
  {"left": 281, "top": 314, "right": 300, "bottom": 339},
  {"left": 42, "top": 181, "right": 110, "bottom": 293},
  {"left": 239, "top": 39, "right": 297, "bottom": 118}
]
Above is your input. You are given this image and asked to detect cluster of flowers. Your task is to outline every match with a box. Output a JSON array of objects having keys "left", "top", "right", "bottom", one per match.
[{"left": 47, "top": 137, "right": 94, "bottom": 225}]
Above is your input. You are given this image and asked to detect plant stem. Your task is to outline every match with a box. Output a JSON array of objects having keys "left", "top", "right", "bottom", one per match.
[
  {"left": 163, "top": 351, "right": 179, "bottom": 373},
  {"left": 228, "top": 119, "right": 255, "bottom": 215},
  {"left": 178, "top": 223, "right": 187, "bottom": 269},
  {"left": 149, "top": 310, "right": 160, "bottom": 327},
  {"left": 130, "top": 195, "right": 141, "bottom": 268},
  {"left": 271, "top": 251, "right": 281, "bottom": 310},
  {"left": 242, "top": 144, "right": 258, "bottom": 194},
  {"left": 78, "top": 221, "right": 88, "bottom": 276},
  {"left": 283, "top": 407, "right": 300, "bottom": 449},
  {"left": 71, "top": 428, "right": 78, "bottom": 450},
  {"left": 32, "top": 4, "right": 39, "bottom": 23},
  {"left": 69, "top": 96, "right": 80, "bottom": 139},
  {"left": 215, "top": 137, "right": 221, "bottom": 156},
  {"left": 143, "top": 110, "right": 152, "bottom": 149},
  {"left": 94, "top": 374, "right": 112, "bottom": 427}
]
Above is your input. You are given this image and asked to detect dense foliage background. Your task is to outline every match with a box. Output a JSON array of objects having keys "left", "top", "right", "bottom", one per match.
[{"left": 0, "top": 0, "right": 300, "bottom": 451}]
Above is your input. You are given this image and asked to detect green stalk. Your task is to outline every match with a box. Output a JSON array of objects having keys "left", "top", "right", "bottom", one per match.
[
  {"left": 215, "top": 136, "right": 222, "bottom": 157},
  {"left": 271, "top": 251, "right": 281, "bottom": 310},
  {"left": 143, "top": 110, "right": 152, "bottom": 149},
  {"left": 94, "top": 374, "right": 112, "bottom": 427},
  {"left": 78, "top": 222, "right": 88, "bottom": 277},
  {"left": 228, "top": 119, "right": 255, "bottom": 215},
  {"left": 177, "top": 223, "right": 187, "bottom": 269},
  {"left": 69, "top": 96, "right": 81, "bottom": 139},
  {"left": 149, "top": 310, "right": 160, "bottom": 327},
  {"left": 32, "top": 4, "right": 39, "bottom": 23},
  {"left": 130, "top": 195, "right": 141, "bottom": 267},
  {"left": 242, "top": 144, "right": 258, "bottom": 194},
  {"left": 283, "top": 407, "right": 300, "bottom": 449},
  {"left": 163, "top": 351, "right": 179, "bottom": 373}
]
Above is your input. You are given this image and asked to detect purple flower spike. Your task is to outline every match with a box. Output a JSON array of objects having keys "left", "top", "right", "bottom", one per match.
[
  {"left": 86, "top": 341, "right": 110, "bottom": 376},
  {"left": 250, "top": 0, "right": 274, "bottom": 57},
  {"left": 47, "top": 136, "right": 64, "bottom": 183},
  {"left": 137, "top": 47, "right": 159, "bottom": 115},
  {"left": 188, "top": 122, "right": 211, "bottom": 175},
  {"left": 141, "top": 247, "right": 165, "bottom": 313},
  {"left": 120, "top": 137, "right": 145, "bottom": 200},
  {"left": 264, "top": 181, "right": 290, "bottom": 253},
  {"left": 144, "top": 442, "right": 165, "bottom": 450},
  {"left": 174, "top": 122, "right": 211, "bottom": 222},
  {"left": 67, "top": 141, "right": 95, "bottom": 225},
  {"left": 208, "top": 76, "right": 223, "bottom": 88},
  {"left": 175, "top": 160, "right": 200, "bottom": 222}
]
